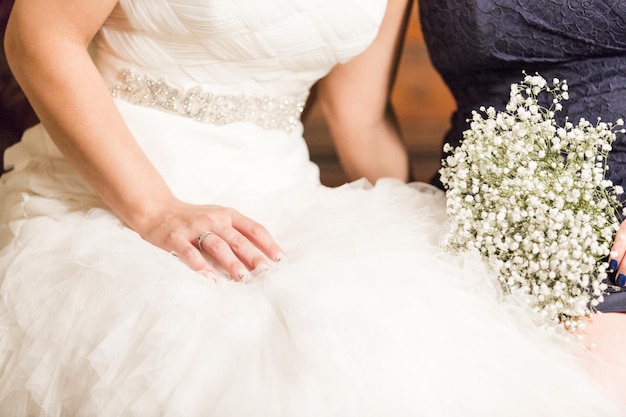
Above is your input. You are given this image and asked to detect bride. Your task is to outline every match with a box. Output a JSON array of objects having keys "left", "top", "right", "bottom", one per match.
[{"left": 1, "top": 0, "right": 623, "bottom": 415}]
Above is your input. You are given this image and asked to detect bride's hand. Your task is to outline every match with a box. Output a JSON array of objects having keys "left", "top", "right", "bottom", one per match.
[
  {"left": 137, "top": 200, "right": 284, "bottom": 281},
  {"left": 5, "top": 0, "right": 283, "bottom": 282},
  {"left": 609, "top": 220, "right": 626, "bottom": 287}
]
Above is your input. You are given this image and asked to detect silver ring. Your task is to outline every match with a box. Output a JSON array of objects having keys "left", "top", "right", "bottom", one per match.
[{"left": 197, "top": 231, "right": 214, "bottom": 251}]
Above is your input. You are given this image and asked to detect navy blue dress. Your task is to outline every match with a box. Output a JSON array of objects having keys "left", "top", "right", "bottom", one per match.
[{"left": 419, "top": 0, "right": 626, "bottom": 312}]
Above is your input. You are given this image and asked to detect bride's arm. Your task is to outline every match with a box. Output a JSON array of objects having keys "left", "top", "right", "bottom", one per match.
[
  {"left": 5, "top": 0, "right": 283, "bottom": 279},
  {"left": 315, "top": 0, "right": 413, "bottom": 183}
]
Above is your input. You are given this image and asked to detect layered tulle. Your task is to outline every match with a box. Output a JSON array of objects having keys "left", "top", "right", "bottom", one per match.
[
  {"left": 0, "top": 108, "right": 624, "bottom": 416},
  {"left": 1, "top": 0, "right": 624, "bottom": 414}
]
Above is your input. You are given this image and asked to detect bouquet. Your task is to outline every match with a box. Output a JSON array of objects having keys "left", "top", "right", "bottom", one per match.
[{"left": 440, "top": 73, "right": 625, "bottom": 329}]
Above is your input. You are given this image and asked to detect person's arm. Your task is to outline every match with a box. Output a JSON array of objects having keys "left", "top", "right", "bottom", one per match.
[
  {"left": 5, "top": 0, "right": 283, "bottom": 280},
  {"left": 315, "top": 0, "right": 413, "bottom": 183}
]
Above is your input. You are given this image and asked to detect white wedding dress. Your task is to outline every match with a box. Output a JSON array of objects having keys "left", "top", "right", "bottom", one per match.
[{"left": 0, "top": 1, "right": 623, "bottom": 416}]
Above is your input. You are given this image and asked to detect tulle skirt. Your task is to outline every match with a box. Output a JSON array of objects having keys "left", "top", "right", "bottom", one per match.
[{"left": 0, "top": 102, "right": 623, "bottom": 416}]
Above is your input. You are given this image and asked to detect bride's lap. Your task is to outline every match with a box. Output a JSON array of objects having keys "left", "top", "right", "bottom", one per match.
[{"left": 579, "top": 313, "right": 626, "bottom": 403}]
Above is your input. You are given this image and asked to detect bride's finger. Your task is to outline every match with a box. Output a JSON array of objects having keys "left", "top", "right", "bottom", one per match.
[
  {"left": 219, "top": 228, "right": 271, "bottom": 271},
  {"left": 172, "top": 237, "right": 218, "bottom": 279},
  {"left": 197, "top": 230, "right": 249, "bottom": 281},
  {"left": 232, "top": 213, "right": 285, "bottom": 262}
]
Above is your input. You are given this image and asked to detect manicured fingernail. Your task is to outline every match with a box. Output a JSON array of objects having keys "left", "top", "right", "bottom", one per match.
[
  {"left": 199, "top": 270, "right": 218, "bottom": 282},
  {"left": 275, "top": 252, "right": 286, "bottom": 262},
  {"left": 609, "top": 259, "right": 619, "bottom": 272},
  {"left": 238, "top": 268, "right": 250, "bottom": 282},
  {"left": 254, "top": 262, "right": 271, "bottom": 274},
  {"left": 620, "top": 234, "right": 626, "bottom": 241},
  {"left": 617, "top": 273, "right": 626, "bottom": 287}
]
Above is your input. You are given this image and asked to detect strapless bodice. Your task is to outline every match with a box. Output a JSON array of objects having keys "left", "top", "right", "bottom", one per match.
[{"left": 94, "top": 0, "right": 386, "bottom": 98}]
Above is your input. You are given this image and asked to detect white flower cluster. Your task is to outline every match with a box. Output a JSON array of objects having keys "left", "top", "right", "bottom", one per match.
[{"left": 440, "top": 73, "right": 625, "bottom": 328}]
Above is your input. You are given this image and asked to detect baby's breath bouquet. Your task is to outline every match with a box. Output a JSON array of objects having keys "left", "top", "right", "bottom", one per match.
[{"left": 440, "top": 73, "right": 624, "bottom": 328}]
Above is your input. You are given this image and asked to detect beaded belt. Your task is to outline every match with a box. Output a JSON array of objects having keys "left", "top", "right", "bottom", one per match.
[{"left": 110, "top": 69, "right": 307, "bottom": 133}]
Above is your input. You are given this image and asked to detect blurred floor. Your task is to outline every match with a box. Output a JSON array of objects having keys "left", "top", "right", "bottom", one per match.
[{"left": 303, "top": 1, "right": 456, "bottom": 187}]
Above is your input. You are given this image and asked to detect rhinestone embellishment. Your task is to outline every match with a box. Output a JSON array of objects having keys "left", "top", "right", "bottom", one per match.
[{"left": 111, "top": 69, "right": 307, "bottom": 132}]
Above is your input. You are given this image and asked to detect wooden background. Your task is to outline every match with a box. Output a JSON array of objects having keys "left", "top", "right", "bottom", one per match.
[{"left": 303, "top": 2, "right": 456, "bottom": 186}]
